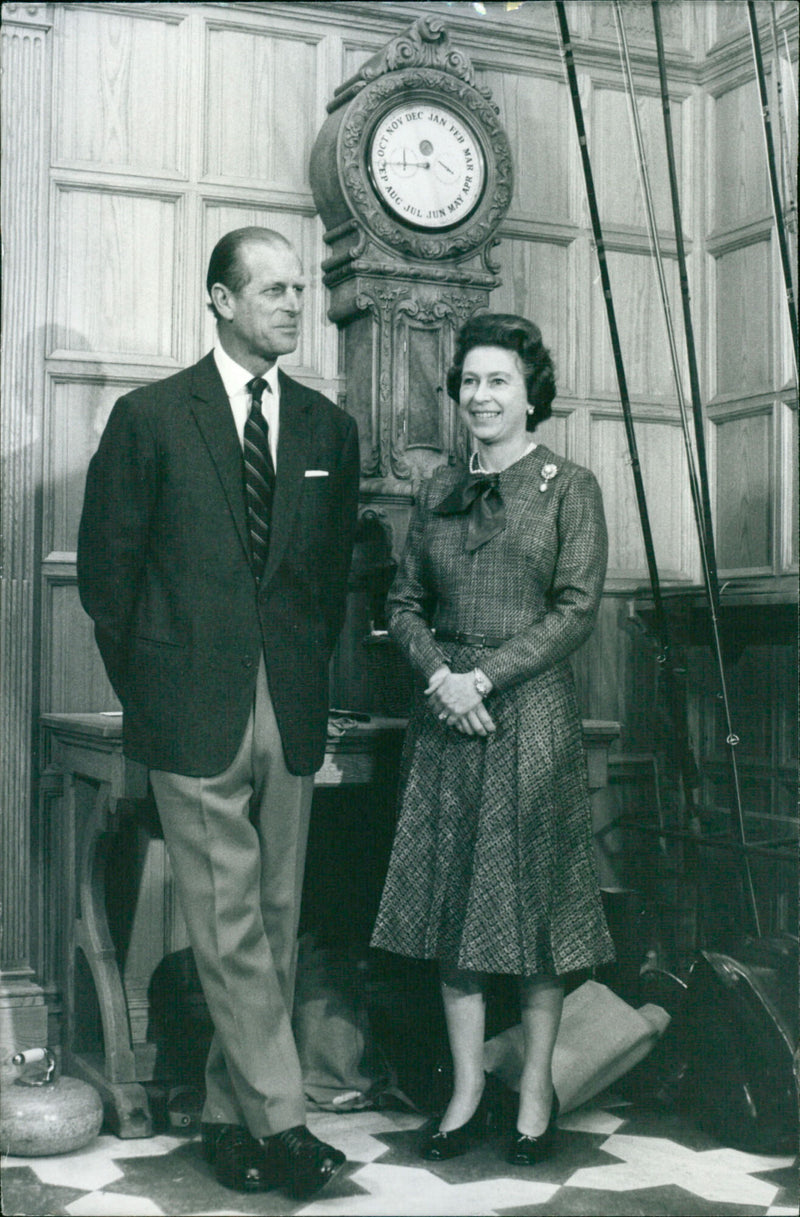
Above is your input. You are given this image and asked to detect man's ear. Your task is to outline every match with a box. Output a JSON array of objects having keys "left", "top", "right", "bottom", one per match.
[{"left": 209, "top": 282, "right": 234, "bottom": 321}]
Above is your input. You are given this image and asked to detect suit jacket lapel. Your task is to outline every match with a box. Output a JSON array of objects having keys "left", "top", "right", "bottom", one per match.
[
  {"left": 188, "top": 352, "right": 251, "bottom": 562},
  {"left": 262, "top": 370, "right": 311, "bottom": 587}
]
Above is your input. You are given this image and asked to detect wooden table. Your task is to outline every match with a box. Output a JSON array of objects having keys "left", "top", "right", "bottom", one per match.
[
  {"left": 42, "top": 711, "right": 618, "bottom": 1137},
  {"left": 41, "top": 711, "right": 405, "bottom": 1136}
]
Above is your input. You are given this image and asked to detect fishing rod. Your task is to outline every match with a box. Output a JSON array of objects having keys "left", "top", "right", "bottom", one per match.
[
  {"left": 553, "top": 0, "right": 702, "bottom": 828},
  {"left": 616, "top": 0, "right": 760, "bottom": 936},
  {"left": 747, "top": 0, "right": 799, "bottom": 379},
  {"left": 650, "top": 0, "right": 718, "bottom": 614}
]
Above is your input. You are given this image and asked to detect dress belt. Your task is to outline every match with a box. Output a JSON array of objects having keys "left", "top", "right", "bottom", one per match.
[{"left": 434, "top": 629, "right": 509, "bottom": 648}]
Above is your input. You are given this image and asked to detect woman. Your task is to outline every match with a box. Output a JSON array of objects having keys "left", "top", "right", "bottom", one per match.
[{"left": 371, "top": 313, "right": 615, "bottom": 1166}]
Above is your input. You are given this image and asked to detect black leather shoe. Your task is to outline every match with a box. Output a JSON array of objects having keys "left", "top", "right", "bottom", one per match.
[
  {"left": 420, "top": 1087, "right": 490, "bottom": 1161},
  {"left": 260, "top": 1125, "right": 346, "bottom": 1199},
  {"left": 203, "top": 1123, "right": 276, "bottom": 1192},
  {"left": 201, "top": 1121, "right": 231, "bottom": 1164},
  {"left": 506, "top": 1091, "right": 560, "bottom": 1166}
]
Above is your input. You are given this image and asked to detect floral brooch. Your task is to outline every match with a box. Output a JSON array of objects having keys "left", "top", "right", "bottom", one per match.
[{"left": 539, "top": 462, "right": 558, "bottom": 492}]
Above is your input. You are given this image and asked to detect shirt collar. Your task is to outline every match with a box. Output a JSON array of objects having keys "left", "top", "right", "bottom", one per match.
[{"left": 214, "top": 342, "right": 280, "bottom": 400}]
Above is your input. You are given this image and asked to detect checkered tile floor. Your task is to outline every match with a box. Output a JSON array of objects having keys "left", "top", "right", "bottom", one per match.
[{"left": 2, "top": 1098, "right": 797, "bottom": 1216}]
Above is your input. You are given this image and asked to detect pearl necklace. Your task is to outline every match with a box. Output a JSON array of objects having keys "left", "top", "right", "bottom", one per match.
[{"left": 469, "top": 441, "right": 537, "bottom": 475}]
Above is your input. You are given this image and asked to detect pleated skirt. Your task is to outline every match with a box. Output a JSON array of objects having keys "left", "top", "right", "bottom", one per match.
[{"left": 371, "top": 648, "right": 615, "bottom": 976}]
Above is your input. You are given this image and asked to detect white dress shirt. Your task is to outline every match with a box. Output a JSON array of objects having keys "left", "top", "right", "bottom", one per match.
[{"left": 214, "top": 342, "right": 280, "bottom": 469}]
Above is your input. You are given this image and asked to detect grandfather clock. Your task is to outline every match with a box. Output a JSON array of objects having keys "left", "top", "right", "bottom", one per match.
[
  {"left": 310, "top": 13, "right": 513, "bottom": 518},
  {"left": 311, "top": 14, "right": 513, "bottom": 712}
]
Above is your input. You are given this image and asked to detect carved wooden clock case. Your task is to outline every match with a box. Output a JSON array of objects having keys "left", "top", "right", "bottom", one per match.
[{"left": 310, "top": 15, "right": 513, "bottom": 513}]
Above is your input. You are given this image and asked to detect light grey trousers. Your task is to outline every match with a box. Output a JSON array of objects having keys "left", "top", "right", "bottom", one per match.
[{"left": 150, "top": 657, "right": 314, "bottom": 1137}]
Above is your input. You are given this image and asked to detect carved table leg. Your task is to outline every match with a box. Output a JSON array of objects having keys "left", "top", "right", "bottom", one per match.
[{"left": 64, "top": 775, "right": 152, "bottom": 1137}]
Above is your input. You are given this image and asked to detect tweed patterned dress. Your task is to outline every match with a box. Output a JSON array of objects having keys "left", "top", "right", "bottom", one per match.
[{"left": 371, "top": 444, "right": 615, "bottom": 976}]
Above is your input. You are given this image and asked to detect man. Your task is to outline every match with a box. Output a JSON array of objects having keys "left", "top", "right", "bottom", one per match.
[{"left": 77, "top": 228, "right": 360, "bottom": 1198}]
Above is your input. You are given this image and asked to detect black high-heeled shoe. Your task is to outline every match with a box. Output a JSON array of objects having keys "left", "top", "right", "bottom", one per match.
[
  {"left": 506, "top": 1091, "right": 560, "bottom": 1166},
  {"left": 420, "top": 1085, "right": 490, "bottom": 1161}
]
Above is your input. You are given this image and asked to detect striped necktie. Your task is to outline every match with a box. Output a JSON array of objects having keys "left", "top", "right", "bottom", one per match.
[{"left": 244, "top": 376, "right": 275, "bottom": 579}]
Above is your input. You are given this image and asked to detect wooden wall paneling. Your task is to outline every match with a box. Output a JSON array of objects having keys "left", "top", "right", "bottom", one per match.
[
  {"left": 709, "top": 1, "right": 751, "bottom": 54},
  {"left": 50, "top": 185, "right": 182, "bottom": 364},
  {"left": 593, "top": 83, "right": 684, "bottom": 234},
  {"left": 712, "top": 77, "right": 770, "bottom": 232},
  {"left": 202, "top": 23, "right": 323, "bottom": 191},
  {"left": 477, "top": 66, "right": 573, "bottom": 225},
  {"left": 42, "top": 575, "right": 119, "bottom": 714},
  {"left": 589, "top": 0, "right": 691, "bottom": 53},
  {"left": 713, "top": 406, "right": 773, "bottom": 572},
  {"left": 591, "top": 248, "right": 687, "bottom": 399},
  {"left": 590, "top": 412, "right": 698, "bottom": 582},
  {"left": 491, "top": 236, "right": 577, "bottom": 398},
  {"left": 707, "top": 0, "right": 796, "bottom": 58},
  {"left": 46, "top": 375, "right": 150, "bottom": 555},
  {"left": 776, "top": 257, "right": 799, "bottom": 390},
  {"left": 41, "top": 373, "right": 150, "bottom": 716},
  {"left": 532, "top": 407, "right": 571, "bottom": 464},
  {"left": 341, "top": 35, "right": 383, "bottom": 84},
  {"left": 701, "top": 80, "right": 719, "bottom": 397},
  {"left": 53, "top": 4, "right": 188, "bottom": 178},
  {"left": 713, "top": 238, "right": 772, "bottom": 398},
  {"left": 779, "top": 402, "right": 798, "bottom": 570}
]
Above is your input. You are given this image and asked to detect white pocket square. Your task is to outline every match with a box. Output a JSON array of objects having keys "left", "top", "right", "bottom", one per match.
[{"left": 305, "top": 469, "right": 329, "bottom": 477}]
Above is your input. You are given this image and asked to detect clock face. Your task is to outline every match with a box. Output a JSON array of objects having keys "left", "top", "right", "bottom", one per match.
[{"left": 368, "top": 102, "right": 487, "bottom": 230}]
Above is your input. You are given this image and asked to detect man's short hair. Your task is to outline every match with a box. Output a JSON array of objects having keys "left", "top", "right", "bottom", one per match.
[{"left": 206, "top": 227, "right": 293, "bottom": 321}]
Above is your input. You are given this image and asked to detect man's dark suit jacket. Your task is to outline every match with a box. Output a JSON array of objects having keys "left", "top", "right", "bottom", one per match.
[{"left": 77, "top": 352, "right": 360, "bottom": 777}]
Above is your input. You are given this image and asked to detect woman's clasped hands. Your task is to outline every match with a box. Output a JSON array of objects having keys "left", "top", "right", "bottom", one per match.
[{"left": 424, "top": 666, "right": 496, "bottom": 737}]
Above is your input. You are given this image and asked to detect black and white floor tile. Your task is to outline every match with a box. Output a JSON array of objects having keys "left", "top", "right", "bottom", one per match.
[{"left": 2, "top": 1100, "right": 797, "bottom": 1216}]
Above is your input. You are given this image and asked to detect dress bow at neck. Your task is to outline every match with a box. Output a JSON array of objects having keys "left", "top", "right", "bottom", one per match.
[{"left": 434, "top": 472, "right": 506, "bottom": 552}]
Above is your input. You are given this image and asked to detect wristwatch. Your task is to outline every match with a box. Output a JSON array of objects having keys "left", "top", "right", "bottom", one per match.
[{"left": 472, "top": 668, "right": 492, "bottom": 697}]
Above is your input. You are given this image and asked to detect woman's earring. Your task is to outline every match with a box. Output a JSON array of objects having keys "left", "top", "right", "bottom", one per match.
[{"left": 526, "top": 407, "right": 535, "bottom": 415}]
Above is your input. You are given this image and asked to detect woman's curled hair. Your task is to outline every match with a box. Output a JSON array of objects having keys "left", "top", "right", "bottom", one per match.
[{"left": 446, "top": 313, "right": 556, "bottom": 431}]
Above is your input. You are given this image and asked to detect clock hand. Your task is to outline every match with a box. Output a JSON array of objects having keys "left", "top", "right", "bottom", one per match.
[
  {"left": 437, "top": 160, "right": 456, "bottom": 176},
  {"left": 381, "top": 160, "right": 430, "bottom": 169}
]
